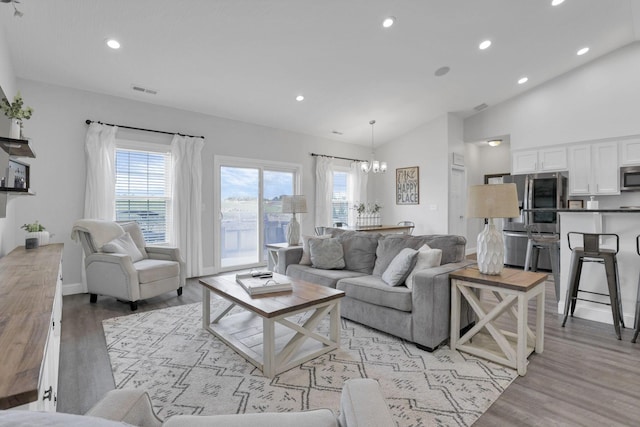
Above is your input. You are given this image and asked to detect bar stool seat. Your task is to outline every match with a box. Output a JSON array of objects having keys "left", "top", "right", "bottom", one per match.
[
  {"left": 524, "top": 225, "right": 561, "bottom": 302},
  {"left": 562, "top": 232, "right": 625, "bottom": 339}
]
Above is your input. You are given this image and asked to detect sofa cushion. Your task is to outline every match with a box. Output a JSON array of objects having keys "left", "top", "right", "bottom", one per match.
[
  {"left": 134, "top": 259, "right": 180, "bottom": 283},
  {"left": 286, "top": 264, "right": 366, "bottom": 288},
  {"left": 373, "top": 235, "right": 432, "bottom": 275},
  {"left": 300, "top": 234, "right": 331, "bottom": 265},
  {"left": 310, "top": 238, "right": 345, "bottom": 270},
  {"left": 381, "top": 247, "right": 418, "bottom": 286},
  {"left": 163, "top": 409, "right": 338, "bottom": 427},
  {"left": 102, "top": 232, "right": 145, "bottom": 262},
  {"left": 405, "top": 244, "right": 443, "bottom": 289},
  {"left": 337, "top": 275, "right": 413, "bottom": 312},
  {"left": 337, "top": 231, "right": 381, "bottom": 274}
]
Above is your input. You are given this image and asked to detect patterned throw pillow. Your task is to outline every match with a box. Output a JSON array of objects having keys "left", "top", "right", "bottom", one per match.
[
  {"left": 102, "top": 232, "right": 145, "bottom": 263},
  {"left": 309, "top": 238, "right": 345, "bottom": 270},
  {"left": 405, "top": 244, "right": 443, "bottom": 290},
  {"left": 381, "top": 247, "right": 418, "bottom": 286}
]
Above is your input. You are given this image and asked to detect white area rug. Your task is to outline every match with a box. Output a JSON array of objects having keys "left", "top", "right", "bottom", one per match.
[{"left": 103, "top": 300, "right": 517, "bottom": 426}]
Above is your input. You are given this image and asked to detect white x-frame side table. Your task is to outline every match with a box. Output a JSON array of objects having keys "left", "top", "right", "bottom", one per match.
[{"left": 450, "top": 267, "right": 547, "bottom": 376}]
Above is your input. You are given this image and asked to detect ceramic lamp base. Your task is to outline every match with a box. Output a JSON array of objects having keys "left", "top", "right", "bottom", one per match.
[
  {"left": 287, "top": 215, "right": 301, "bottom": 246},
  {"left": 476, "top": 219, "right": 505, "bottom": 275}
]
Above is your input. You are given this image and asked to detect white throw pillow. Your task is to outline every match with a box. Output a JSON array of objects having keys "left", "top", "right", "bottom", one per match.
[
  {"left": 405, "top": 244, "right": 443, "bottom": 290},
  {"left": 101, "top": 232, "right": 145, "bottom": 263},
  {"left": 381, "top": 247, "right": 418, "bottom": 286},
  {"left": 300, "top": 234, "right": 331, "bottom": 265}
]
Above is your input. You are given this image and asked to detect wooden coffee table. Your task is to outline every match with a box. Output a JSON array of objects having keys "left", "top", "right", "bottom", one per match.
[{"left": 199, "top": 274, "right": 345, "bottom": 378}]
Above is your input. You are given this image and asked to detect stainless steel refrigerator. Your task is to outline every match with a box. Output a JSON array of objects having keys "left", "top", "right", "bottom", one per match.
[{"left": 502, "top": 172, "right": 567, "bottom": 269}]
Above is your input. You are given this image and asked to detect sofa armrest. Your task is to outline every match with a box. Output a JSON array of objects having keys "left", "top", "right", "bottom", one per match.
[
  {"left": 276, "top": 246, "right": 304, "bottom": 274},
  {"left": 339, "top": 379, "right": 395, "bottom": 427},
  {"left": 85, "top": 389, "right": 163, "bottom": 427},
  {"left": 410, "top": 260, "right": 476, "bottom": 350}
]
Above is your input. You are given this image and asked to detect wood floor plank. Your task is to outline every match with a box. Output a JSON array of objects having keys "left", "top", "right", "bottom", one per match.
[{"left": 58, "top": 278, "right": 640, "bottom": 426}]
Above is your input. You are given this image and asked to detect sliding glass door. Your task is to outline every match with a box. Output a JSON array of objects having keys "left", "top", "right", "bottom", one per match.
[{"left": 216, "top": 157, "right": 300, "bottom": 271}]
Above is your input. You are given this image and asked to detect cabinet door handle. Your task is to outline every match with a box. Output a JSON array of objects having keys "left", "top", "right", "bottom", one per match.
[
  {"left": 540, "top": 161, "right": 544, "bottom": 169},
  {"left": 43, "top": 386, "right": 53, "bottom": 401}
]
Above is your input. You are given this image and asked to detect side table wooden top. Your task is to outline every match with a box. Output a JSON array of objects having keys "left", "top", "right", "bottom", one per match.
[{"left": 450, "top": 267, "right": 548, "bottom": 292}]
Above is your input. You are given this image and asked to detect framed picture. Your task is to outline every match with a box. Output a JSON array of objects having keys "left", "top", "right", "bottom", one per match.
[
  {"left": 568, "top": 200, "right": 584, "bottom": 209},
  {"left": 396, "top": 166, "right": 419, "bottom": 205}
]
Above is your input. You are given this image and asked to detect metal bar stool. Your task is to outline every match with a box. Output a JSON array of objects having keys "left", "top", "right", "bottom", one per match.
[
  {"left": 632, "top": 235, "right": 640, "bottom": 343},
  {"left": 524, "top": 225, "right": 561, "bottom": 302},
  {"left": 562, "top": 232, "right": 625, "bottom": 339}
]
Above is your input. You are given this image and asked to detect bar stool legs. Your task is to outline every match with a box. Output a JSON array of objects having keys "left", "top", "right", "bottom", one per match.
[{"left": 525, "top": 239, "right": 561, "bottom": 302}]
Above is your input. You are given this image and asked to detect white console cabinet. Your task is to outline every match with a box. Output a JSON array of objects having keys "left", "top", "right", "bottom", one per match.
[
  {"left": 568, "top": 142, "right": 619, "bottom": 195},
  {"left": 512, "top": 147, "right": 567, "bottom": 174},
  {"left": 0, "top": 244, "right": 63, "bottom": 412}
]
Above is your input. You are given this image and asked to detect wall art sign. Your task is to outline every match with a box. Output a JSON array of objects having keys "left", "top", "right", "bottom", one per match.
[{"left": 396, "top": 166, "right": 419, "bottom": 205}]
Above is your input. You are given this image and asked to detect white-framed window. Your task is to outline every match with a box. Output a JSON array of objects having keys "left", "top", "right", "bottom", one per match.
[
  {"left": 332, "top": 169, "right": 349, "bottom": 225},
  {"left": 115, "top": 140, "right": 172, "bottom": 244}
]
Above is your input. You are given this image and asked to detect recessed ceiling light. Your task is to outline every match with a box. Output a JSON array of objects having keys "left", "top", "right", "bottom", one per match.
[
  {"left": 479, "top": 40, "right": 492, "bottom": 50},
  {"left": 106, "top": 39, "right": 121, "bottom": 49},
  {"left": 488, "top": 139, "right": 502, "bottom": 147},
  {"left": 551, "top": 0, "right": 565, "bottom": 6},
  {"left": 382, "top": 17, "right": 395, "bottom": 28},
  {"left": 518, "top": 77, "right": 529, "bottom": 85},
  {"left": 295, "top": 95, "right": 304, "bottom": 102},
  {"left": 577, "top": 47, "right": 590, "bottom": 56}
]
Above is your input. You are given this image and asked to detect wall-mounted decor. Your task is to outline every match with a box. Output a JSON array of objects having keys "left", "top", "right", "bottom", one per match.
[{"left": 396, "top": 166, "right": 419, "bottom": 205}]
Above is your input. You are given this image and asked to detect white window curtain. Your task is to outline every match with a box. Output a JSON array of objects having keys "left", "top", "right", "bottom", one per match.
[
  {"left": 171, "top": 134, "right": 204, "bottom": 278},
  {"left": 348, "top": 162, "right": 368, "bottom": 226},
  {"left": 84, "top": 123, "right": 117, "bottom": 219},
  {"left": 315, "top": 156, "right": 334, "bottom": 227}
]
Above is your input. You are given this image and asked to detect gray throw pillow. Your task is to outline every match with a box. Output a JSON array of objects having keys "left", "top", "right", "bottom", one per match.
[
  {"left": 102, "top": 232, "right": 145, "bottom": 262},
  {"left": 300, "top": 234, "right": 331, "bottom": 265},
  {"left": 338, "top": 232, "right": 381, "bottom": 274},
  {"left": 309, "top": 238, "right": 345, "bottom": 270},
  {"left": 381, "top": 247, "right": 418, "bottom": 286},
  {"left": 373, "top": 235, "right": 429, "bottom": 275}
]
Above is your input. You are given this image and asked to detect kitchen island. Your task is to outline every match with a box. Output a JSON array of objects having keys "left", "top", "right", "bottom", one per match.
[{"left": 527, "top": 208, "right": 640, "bottom": 328}]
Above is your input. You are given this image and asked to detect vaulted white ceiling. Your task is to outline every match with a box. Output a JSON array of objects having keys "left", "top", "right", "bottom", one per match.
[{"left": 1, "top": 0, "right": 639, "bottom": 146}]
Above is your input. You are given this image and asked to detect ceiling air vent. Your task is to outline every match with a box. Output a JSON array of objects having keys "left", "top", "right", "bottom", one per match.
[
  {"left": 332, "top": 130, "right": 344, "bottom": 135},
  {"left": 131, "top": 84, "right": 158, "bottom": 95},
  {"left": 473, "top": 103, "right": 488, "bottom": 112}
]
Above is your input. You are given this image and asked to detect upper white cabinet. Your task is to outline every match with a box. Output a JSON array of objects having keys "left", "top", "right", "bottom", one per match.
[
  {"left": 512, "top": 147, "right": 567, "bottom": 174},
  {"left": 620, "top": 138, "right": 640, "bottom": 166},
  {"left": 568, "top": 142, "right": 619, "bottom": 195}
]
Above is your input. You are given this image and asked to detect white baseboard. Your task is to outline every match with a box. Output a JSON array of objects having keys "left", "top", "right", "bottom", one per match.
[
  {"left": 200, "top": 266, "right": 216, "bottom": 277},
  {"left": 556, "top": 299, "right": 635, "bottom": 328},
  {"left": 62, "top": 282, "right": 85, "bottom": 296}
]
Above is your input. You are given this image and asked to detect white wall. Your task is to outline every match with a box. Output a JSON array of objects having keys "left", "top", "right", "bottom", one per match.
[
  {"left": 464, "top": 42, "right": 640, "bottom": 150},
  {"left": 14, "top": 79, "right": 370, "bottom": 291},
  {"left": 376, "top": 114, "right": 450, "bottom": 235}
]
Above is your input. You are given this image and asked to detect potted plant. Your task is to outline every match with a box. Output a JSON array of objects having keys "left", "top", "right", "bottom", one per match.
[
  {"left": 1, "top": 91, "right": 34, "bottom": 139},
  {"left": 21, "top": 220, "right": 50, "bottom": 246}
]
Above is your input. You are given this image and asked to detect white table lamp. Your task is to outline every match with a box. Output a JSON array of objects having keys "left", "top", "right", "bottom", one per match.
[
  {"left": 467, "top": 183, "right": 519, "bottom": 275},
  {"left": 282, "top": 195, "right": 307, "bottom": 246}
]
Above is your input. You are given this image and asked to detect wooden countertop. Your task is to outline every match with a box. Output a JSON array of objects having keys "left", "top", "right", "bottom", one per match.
[{"left": 0, "top": 244, "right": 63, "bottom": 409}]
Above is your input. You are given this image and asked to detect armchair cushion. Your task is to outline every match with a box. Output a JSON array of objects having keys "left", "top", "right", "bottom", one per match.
[
  {"left": 135, "top": 259, "right": 181, "bottom": 284},
  {"left": 102, "top": 232, "right": 145, "bottom": 263}
]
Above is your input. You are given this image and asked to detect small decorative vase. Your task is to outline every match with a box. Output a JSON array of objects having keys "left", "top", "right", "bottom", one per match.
[
  {"left": 9, "top": 119, "right": 20, "bottom": 139},
  {"left": 26, "top": 231, "right": 50, "bottom": 246}
]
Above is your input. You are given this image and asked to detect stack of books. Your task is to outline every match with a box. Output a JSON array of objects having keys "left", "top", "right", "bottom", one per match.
[{"left": 235, "top": 271, "right": 292, "bottom": 296}]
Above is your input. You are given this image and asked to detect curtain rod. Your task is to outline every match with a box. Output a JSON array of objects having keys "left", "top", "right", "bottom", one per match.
[
  {"left": 310, "top": 152, "right": 365, "bottom": 163},
  {"left": 85, "top": 119, "right": 205, "bottom": 139}
]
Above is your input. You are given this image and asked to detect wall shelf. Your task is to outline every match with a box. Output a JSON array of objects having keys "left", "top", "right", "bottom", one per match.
[
  {"left": 0, "top": 187, "right": 35, "bottom": 195},
  {"left": 0, "top": 136, "right": 36, "bottom": 158}
]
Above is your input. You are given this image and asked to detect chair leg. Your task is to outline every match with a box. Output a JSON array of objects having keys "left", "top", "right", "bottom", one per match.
[
  {"left": 549, "top": 243, "right": 561, "bottom": 303},
  {"left": 524, "top": 240, "right": 534, "bottom": 271},
  {"left": 531, "top": 246, "right": 540, "bottom": 273},
  {"left": 614, "top": 258, "right": 625, "bottom": 328},
  {"left": 130, "top": 301, "right": 138, "bottom": 311},
  {"left": 634, "top": 276, "right": 640, "bottom": 343},
  {"left": 570, "top": 259, "right": 584, "bottom": 316},
  {"left": 90, "top": 293, "right": 98, "bottom": 303},
  {"left": 604, "top": 256, "right": 622, "bottom": 340},
  {"left": 563, "top": 255, "right": 581, "bottom": 327},
  {"left": 177, "top": 287, "right": 183, "bottom": 296}
]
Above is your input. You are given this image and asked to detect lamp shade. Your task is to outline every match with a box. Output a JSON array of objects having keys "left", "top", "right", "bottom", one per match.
[
  {"left": 467, "top": 183, "right": 519, "bottom": 219},
  {"left": 281, "top": 195, "right": 308, "bottom": 214}
]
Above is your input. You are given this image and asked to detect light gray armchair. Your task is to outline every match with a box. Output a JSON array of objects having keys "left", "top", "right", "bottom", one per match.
[{"left": 71, "top": 219, "right": 185, "bottom": 311}]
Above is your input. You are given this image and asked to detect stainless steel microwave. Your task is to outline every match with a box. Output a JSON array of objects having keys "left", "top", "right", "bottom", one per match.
[{"left": 620, "top": 166, "right": 640, "bottom": 191}]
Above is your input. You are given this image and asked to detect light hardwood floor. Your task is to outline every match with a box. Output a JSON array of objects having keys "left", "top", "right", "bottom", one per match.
[{"left": 58, "top": 278, "right": 640, "bottom": 426}]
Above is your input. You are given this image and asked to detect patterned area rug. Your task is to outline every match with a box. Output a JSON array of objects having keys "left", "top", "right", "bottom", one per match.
[{"left": 103, "top": 300, "right": 517, "bottom": 426}]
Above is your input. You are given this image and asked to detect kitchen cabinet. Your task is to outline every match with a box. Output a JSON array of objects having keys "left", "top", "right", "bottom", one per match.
[
  {"left": 619, "top": 138, "right": 640, "bottom": 166},
  {"left": 568, "top": 142, "right": 619, "bottom": 195},
  {"left": 512, "top": 147, "right": 567, "bottom": 174}
]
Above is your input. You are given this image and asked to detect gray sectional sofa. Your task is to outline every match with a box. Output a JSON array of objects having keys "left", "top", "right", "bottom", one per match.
[{"left": 277, "top": 228, "right": 475, "bottom": 351}]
